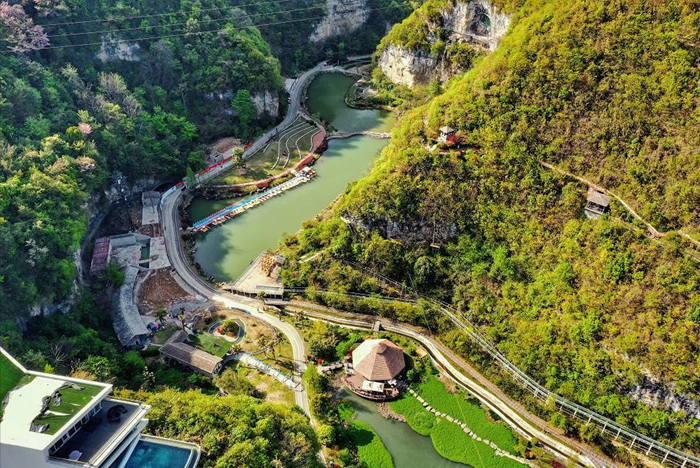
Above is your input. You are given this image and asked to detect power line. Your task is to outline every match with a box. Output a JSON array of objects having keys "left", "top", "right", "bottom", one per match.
[
  {"left": 3, "top": 6, "right": 402, "bottom": 53},
  {"left": 37, "top": 0, "right": 310, "bottom": 28},
  {"left": 45, "top": 1, "right": 353, "bottom": 39}
]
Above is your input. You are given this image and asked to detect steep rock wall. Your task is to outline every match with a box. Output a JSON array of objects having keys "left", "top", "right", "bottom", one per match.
[
  {"left": 310, "top": 0, "right": 370, "bottom": 43},
  {"left": 205, "top": 90, "right": 280, "bottom": 119},
  {"left": 251, "top": 90, "right": 280, "bottom": 118},
  {"left": 377, "top": 46, "right": 455, "bottom": 88},
  {"left": 97, "top": 35, "right": 141, "bottom": 62},
  {"left": 378, "top": 0, "right": 510, "bottom": 87}
]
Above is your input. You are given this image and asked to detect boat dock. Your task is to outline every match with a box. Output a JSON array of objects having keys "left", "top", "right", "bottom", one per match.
[{"left": 191, "top": 167, "right": 317, "bottom": 233}]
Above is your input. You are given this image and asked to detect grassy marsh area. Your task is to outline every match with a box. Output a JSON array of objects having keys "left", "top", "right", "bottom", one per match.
[{"left": 390, "top": 377, "right": 526, "bottom": 468}]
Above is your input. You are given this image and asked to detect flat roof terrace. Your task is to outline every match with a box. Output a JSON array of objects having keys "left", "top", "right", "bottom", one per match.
[
  {"left": 1, "top": 354, "right": 110, "bottom": 452},
  {"left": 53, "top": 398, "right": 148, "bottom": 465}
]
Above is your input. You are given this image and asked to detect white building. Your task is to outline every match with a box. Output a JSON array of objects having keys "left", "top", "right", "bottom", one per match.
[{"left": 0, "top": 347, "right": 199, "bottom": 468}]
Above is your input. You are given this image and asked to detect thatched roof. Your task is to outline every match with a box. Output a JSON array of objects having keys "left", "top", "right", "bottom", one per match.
[{"left": 352, "top": 339, "right": 405, "bottom": 381}]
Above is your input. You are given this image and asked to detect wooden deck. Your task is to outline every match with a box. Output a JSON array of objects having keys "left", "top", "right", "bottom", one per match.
[{"left": 342, "top": 373, "right": 400, "bottom": 401}]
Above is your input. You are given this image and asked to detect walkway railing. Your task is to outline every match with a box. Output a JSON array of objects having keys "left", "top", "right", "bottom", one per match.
[
  {"left": 233, "top": 353, "right": 301, "bottom": 391},
  {"left": 191, "top": 169, "right": 316, "bottom": 232},
  {"left": 284, "top": 276, "right": 700, "bottom": 468}
]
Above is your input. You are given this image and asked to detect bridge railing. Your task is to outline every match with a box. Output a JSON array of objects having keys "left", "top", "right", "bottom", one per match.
[{"left": 283, "top": 277, "right": 700, "bottom": 468}]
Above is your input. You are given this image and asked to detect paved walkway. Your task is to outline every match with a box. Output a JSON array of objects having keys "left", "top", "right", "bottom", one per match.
[
  {"left": 283, "top": 300, "right": 616, "bottom": 468},
  {"left": 230, "top": 353, "right": 301, "bottom": 391}
]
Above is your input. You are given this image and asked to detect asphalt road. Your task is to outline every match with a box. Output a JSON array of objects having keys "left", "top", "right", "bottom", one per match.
[
  {"left": 281, "top": 301, "right": 617, "bottom": 468},
  {"left": 159, "top": 63, "right": 336, "bottom": 419},
  {"left": 158, "top": 61, "right": 613, "bottom": 467},
  {"left": 194, "top": 62, "right": 331, "bottom": 185},
  {"left": 161, "top": 188, "right": 311, "bottom": 418}
]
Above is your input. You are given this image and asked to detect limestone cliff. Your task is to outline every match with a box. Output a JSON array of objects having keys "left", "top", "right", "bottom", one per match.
[
  {"left": 96, "top": 35, "right": 141, "bottom": 63},
  {"left": 205, "top": 90, "right": 280, "bottom": 119},
  {"left": 310, "top": 0, "right": 370, "bottom": 43},
  {"left": 377, "top": 0, "right": 510, "bottom": 87},
  {"left": 251, "top": 91, "right": 280, "bottom": 118}
]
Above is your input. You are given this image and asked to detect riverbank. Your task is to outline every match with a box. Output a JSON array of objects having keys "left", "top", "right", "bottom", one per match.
[{"left": 187, "top": 72, "right": 396, "bottom": 282}]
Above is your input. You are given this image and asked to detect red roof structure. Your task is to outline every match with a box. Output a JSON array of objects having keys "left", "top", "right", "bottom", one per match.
[
  {"left": 90, "top": 237, "right": 111, "bottom": 276},
  {"left": 297, "top": 155, "right": 316, "bottom": 169}
]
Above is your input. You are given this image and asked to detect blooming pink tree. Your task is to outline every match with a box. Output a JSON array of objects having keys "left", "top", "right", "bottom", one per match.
[
  {"left": 33, "top": 0, "right": 61, "bottom": 18},
  {"left": 0, "top": 2, "right": 49, "bottom": 53}
]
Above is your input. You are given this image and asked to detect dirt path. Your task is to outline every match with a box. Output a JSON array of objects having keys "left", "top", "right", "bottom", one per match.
[{"left": 540, "top": 161, "right": 699, "bottom": 247}]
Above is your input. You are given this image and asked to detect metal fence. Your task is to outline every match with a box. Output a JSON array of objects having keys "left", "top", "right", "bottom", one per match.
[{"left": 285, "top": 273, "right": 700, "bottom": 468}]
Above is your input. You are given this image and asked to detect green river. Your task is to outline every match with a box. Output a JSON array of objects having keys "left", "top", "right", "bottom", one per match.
[
  {"left": 188, "top": 73, "right": 395, "bottom": 282},
  {"left": 189, "top": 72, "right": 467, "bottom": 467},
  {"left": 341, "top": 390, "right": 467, "bottom": 468}
]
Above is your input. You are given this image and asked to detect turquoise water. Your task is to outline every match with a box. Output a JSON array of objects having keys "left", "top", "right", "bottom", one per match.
[
  {"left": 123, "top": 441, "right": 192, "bottom": 468},
  {"left": 306, "top": 73, "right": 396, "bottom": 133}
]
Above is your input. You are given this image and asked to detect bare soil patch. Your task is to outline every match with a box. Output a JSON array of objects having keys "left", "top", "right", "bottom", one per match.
[{"left": 139, "top": 269, "right": 190, "bottom": 313}]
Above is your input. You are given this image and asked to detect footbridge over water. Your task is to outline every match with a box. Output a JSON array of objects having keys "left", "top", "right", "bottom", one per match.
[{"left": 327, "top": 131, "right": 391, "bottom": 140}]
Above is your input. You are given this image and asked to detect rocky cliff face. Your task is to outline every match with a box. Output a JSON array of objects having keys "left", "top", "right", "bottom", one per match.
[
  {"left": 310, "top": 0, "right": 370, "bottom": 43},
  {"left": 251, "top": 91, "right": 280, "bottom": 118},
  {"left": 378, "top": 0, "right": 510, "bottom": 87},
  {"left": 97, "top": 35, "right": 141, "bottom": 63},
  {"left": 205, "top": 90, "right": 280, "bottom": 119},
  {"left": 378, "top": 46, "right": 455, "bottom": 88}
]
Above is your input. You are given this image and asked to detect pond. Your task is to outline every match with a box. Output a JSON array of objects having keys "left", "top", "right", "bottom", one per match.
[
  {"left": 340, "top": 389, "right": 468, "bottom": 468},
  {"left": 189, "top": 72, "right": 395, "bottom": 282}
]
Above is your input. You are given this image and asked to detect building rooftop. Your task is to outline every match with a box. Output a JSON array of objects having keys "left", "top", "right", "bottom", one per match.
[
  {"left": 0, "top": 347, "right": 110, "bottom": 451},
  {"left": 352, "top": 339, "right": 405, "bottom": 381},
  {"left": 160, "top": 331, "right": 223, "bottom": 376},
  {"left": 90, "top": 236, "right": 111, "bottom": 275},
  {"left": 52, "top": 398, "right": 148, "bottom": 465},
  {"left": 587, "top": 189, "right": 611, "bottom": 208}
]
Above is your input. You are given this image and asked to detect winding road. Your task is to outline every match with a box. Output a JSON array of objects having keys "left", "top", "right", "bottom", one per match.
[
  {"left": 279, "top": 301, "right": 615, "bottom": 468},
  {"left": 159, "top": 63, "right": 336, "bottom": 420},
  {"left": 161, "top": 188, "right": 311, "bottom": 417},
  {"left": 158, "top": 63, "right": 632, "bottom": 468}
]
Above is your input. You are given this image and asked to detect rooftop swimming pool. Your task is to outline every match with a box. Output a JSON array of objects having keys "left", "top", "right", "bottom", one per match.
[{"left": 112, "top": 439, "right": 198, "bottom": 468}]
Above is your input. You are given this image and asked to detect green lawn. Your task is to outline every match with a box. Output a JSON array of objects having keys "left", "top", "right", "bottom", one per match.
[
  {"left": 348, "top": 420, "right": 395, "bottom": 468},
  {"left": 430, "top": 419, "right": 526, "bottom": 468},
  {"left": 391, "top": 396, "right": 435, "bottom": 435},
  {"left": 152, "top": 326, "right": 177, "bottom": 345},
  {"left": 413, "top": 377, "right": 519, "bottom": 454},
  {"left": 188, "top": 332, "right": 231, "bottom": 358},
  {"left": 33, "top": 383, "right": 103, "bottom": 434},
  {"left": 207, "top": 118, "right": 317, "bottom": 186},
  {"left": 0, "top": 352, "right": 26, "bottom": 418}
]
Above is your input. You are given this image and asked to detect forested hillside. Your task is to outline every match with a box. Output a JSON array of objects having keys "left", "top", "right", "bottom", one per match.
[
  {"left": 0, "top": 0, "right": 413, "bottom": 318},
  {"left": 281, "top": 0, "right": 700, "bottom": 461}
]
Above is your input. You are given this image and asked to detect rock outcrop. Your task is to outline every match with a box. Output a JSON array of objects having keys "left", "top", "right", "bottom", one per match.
[
  {"left": 310, "top": 0, "right": 370, "bottom": 43},
  {"left": 629, "top": 380, "right": 700, "bottom": 420},
  {"left": 378, "top": 46, "right": 454, "bottom": 88},
  {"left": 378, "top": 0, "right": 510, "bottom": 87},
  {"left": 205, "top": 89, "right": 280, "bottom": 119},
  {"left": 251, "top": 90, "right": 280, "bottom": 118},
  {"left": 97, "top": 35, "right": 141, "bottom": 62}
]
